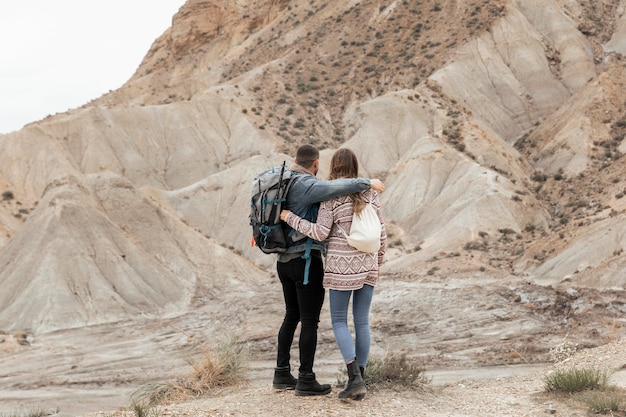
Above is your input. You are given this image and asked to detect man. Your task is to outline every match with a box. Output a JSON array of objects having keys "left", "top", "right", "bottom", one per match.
[{"left": 272, "top": 144, "right": 385, "bottom": 396}]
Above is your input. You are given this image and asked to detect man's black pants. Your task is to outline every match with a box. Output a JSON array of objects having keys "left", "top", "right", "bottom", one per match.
[{"left": 276, "top": 255, "right": 325, "bottom": 374}]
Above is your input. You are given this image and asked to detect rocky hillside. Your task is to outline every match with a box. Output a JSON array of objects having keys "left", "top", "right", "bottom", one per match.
[{"left": 1, "top": 0, "right": 626, "bottom": 413}]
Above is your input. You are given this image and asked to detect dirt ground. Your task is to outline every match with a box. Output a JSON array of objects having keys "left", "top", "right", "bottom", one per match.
[
  {"left": 2, "top": 272, "right": 625, "bottom": 417},
  {"left": 79, "top": 339, "right": 626, "bottom": 417}
]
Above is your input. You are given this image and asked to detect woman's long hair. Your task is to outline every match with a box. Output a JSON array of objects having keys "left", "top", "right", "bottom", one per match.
[{"left": 328, "top": 148, "right": 366, "bottom": 215}]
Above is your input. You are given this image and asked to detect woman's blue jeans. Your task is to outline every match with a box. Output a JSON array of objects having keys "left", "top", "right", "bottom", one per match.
[{"left": 329, "top": 284, "right": 374, "bottom": 368}]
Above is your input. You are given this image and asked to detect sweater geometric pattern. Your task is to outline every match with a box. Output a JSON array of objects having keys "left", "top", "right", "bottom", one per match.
[{"left": 285, "top": 189, "right": 387, "bottom": 291}]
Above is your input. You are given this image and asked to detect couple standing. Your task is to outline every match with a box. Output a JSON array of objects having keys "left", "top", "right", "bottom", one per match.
[{"left": 271, "top": 144, "right": 387, "bottom": 400}]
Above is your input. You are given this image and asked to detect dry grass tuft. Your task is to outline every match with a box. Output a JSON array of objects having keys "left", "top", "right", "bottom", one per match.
[
  {"left": 337, "top": 352, "right": 429, "bottom": 390},
  {"left": 0, "top": 408, "right": 58, "bottom": 417},
  {"left": 583, "top": 390, "right": 626, "bottom": 415},
  {"left": 132, "top": 336, "right": 249, "bottom": 406},
  {"left": 543, "top": 367, "right": 626, "bottom": 415},
  {"left": 543, "top": 367, "right": 609, "bottom": 393}
]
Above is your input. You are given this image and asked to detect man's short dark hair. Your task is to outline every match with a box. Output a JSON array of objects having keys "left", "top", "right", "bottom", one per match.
[{"left": 295, "top": 144, "right": 319, "bottom": 169}]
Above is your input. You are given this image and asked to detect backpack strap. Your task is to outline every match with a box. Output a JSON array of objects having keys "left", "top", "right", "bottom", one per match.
[
  {"left": 301, "top": 237, "right": 313, "bottom": 285},
  {"left": 299, "top": 202, "right": 318, "bottom": 285},
  {"left": 259, "top": 223, "right": 281, "bottom": 248}
]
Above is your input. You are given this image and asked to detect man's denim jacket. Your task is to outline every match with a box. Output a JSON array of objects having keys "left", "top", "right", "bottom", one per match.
[{"left": 281, "top": 164, "right": 371, "bottom": 256}]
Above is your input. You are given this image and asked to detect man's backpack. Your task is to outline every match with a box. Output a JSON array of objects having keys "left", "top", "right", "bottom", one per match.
[{"left": 249, "top": 161, "right": 298, "bottom": 254}]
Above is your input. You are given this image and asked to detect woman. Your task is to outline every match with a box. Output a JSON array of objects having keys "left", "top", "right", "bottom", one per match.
[{"left": 280, "top": 148, "right": 387, "bottom": 400}]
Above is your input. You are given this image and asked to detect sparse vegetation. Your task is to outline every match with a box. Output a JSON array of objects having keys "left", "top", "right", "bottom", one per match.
[
  {"left": 0, "top": 408, "right": 58, "bottom": 417},
  {"left": 543, "top": 367, "right": 609, "bottom": 393},
  {"left": 531, "top": 171, "right": 547, "bottom": 182},
  {"left": 498, "top": 228, "right": 516, "bottom": 235},
  {"left": 427, "top": 266, "right": 440, "bottom": 275},
  {"left": 464, "top": 240, "right": 487, "bottom": 251},
  {"left": 132, "top": 336, "right": 248, "bottom": 406},
  {"left": 584, "top": 390, "right": 625, "bottom": 414},
  {"left": 130, "top": 401, "right": 161, "bottom": 417},
  {"left": 543, "top": 363, "right": 626, "bottom": 415},
  {"left": 2, "top": 191, "right": 14, "bottom": 201},
  {"left": 338, "top": 352, "right": 429, "bottom": 390},
  {"left": 549, "top": 338, "right": 578, "bottom": 362}
]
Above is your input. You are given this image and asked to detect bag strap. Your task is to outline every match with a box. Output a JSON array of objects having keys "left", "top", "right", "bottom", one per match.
[
  {"left": 301, "top": 238, "right": 313, "bottom": 285},
  {"left": 337, "top": 198, "right": 373, "bottom": 235}
]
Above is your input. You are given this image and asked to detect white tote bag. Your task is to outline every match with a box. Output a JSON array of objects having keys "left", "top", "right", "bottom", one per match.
[{"left": 339, "top": 201, "right": 381, "bottom": 253}]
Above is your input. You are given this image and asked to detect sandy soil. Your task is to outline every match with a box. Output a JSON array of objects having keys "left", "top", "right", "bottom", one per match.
[
  {"left": 2, "top": 272, "right": 625, "bottom": 417},
  {"left": 76, "top": 339, "right": 626, "bottom": 417}
]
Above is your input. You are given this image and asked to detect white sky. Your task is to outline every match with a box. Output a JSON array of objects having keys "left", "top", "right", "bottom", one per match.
[{"left": 0, "top": 1, "right": 186, "bottom": 134}]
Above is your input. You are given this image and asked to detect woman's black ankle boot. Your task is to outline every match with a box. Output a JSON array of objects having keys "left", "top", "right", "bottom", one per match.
[{"left": 338, "top": 360, "right": 366, "bottom": 400}]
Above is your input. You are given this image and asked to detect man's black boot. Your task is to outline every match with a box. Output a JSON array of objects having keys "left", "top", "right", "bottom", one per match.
[
  {"left": 338, "top": 360, "right": 366, "bottom": 400},
  {"left": 295, "top": 372, "right": 332, "bottom": 396},
  {"left": 272, "top": 366, "right": 297, "bottom": 390}
]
